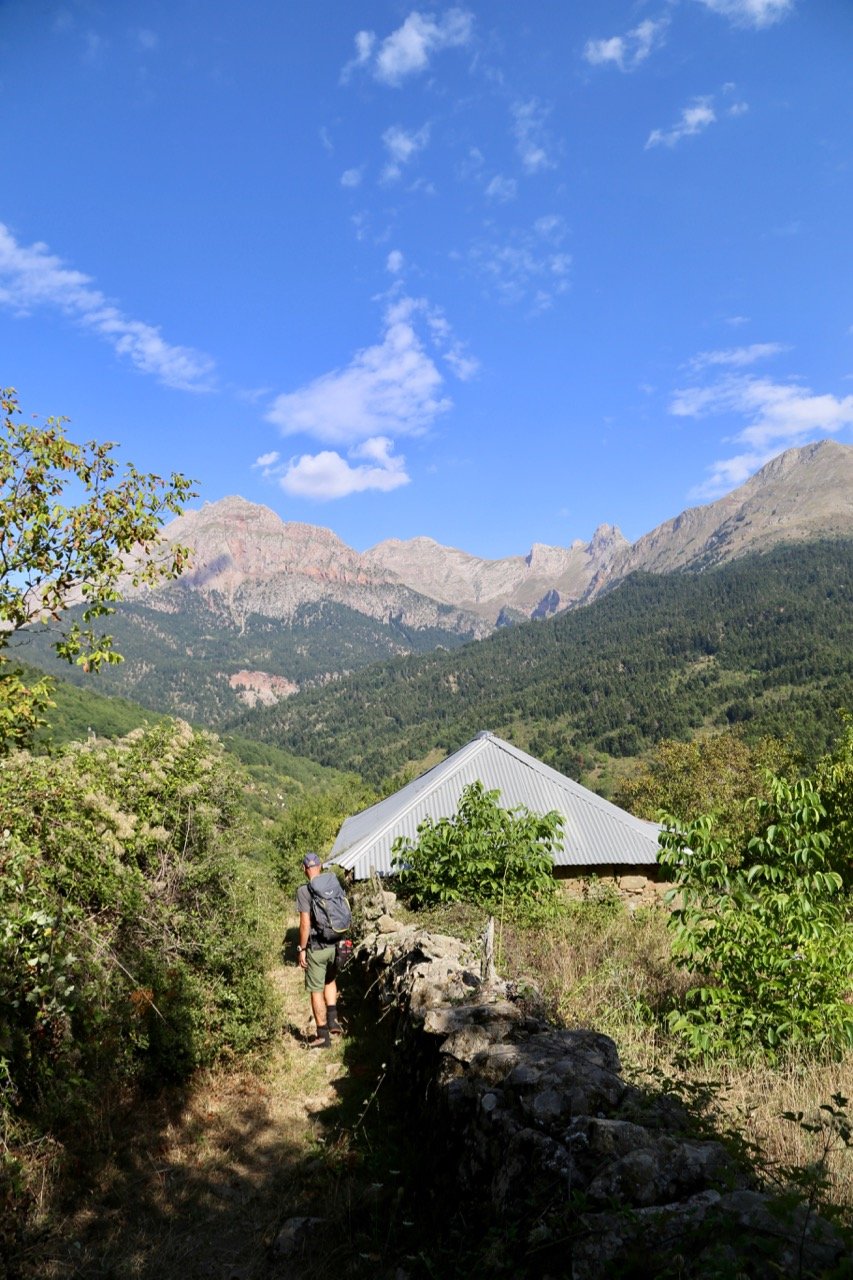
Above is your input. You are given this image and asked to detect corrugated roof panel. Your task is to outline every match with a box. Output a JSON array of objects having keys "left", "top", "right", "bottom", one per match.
[{"left": 329, "top": 732, "right": 661, "bottom": 880}]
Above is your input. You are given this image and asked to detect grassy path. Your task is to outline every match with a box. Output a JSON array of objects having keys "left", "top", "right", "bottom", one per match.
[{"left": 29, "top": 953, "right": 358, "bottom": 1280}]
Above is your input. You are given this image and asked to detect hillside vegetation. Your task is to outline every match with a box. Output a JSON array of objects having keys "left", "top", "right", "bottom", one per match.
[
  {"left": 18, "top": 593, "right": 480, "bottom": 725},
  {"left": 0, "top": 723, "right": 280, "bottom": 1257},
  {"left": 228, "top": 541, "right": 853, "bottom": 783}
]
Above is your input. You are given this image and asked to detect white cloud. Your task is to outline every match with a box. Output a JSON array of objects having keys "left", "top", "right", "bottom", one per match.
[
  {"left": 342, "top": 8, "right": 474, "bottom": 86},
  {"left": 726, "top": 315, "right": 750, "bottom": 327},
  {"left": 485, "top": 174, "right": 518, "bottom": 203},
  {"left": 688, "top": 342, "right": 788, "bottom": 371},
  {"left": 646, "top": 97, "right": 716, "bottom": 149},
  {"left": 442, "top": 346, "right": 479, "bottom": 381},
  {"left": 511, "top": 99, "right": 557, "bottom": 174},
  {"left": 381, "top": 123, "right": 430, "bottom": 182},
  {"left": 340, "top": 167, "right": 363, "bottom": 188},
  {"left": 693, "top": 0, "right": 794, "bottom": 29},
  {"left": 728, "top": 101, "right": 749, "bottom": 117},
  {"left": 469, "top": 216, "right": 571, "bottom": 310},
  {"left": 0, "top": 222, "right": 215, "bottom": 392},
  {"left": 584, "top": 17, "right": 669, "bottom": 71},
  {"left": 386, "top": 249, "right": 405, "bottom": 274},
  {"left": 279, "top": 437, "right": 410, "bottom": 499},
  {"left": 671, "top": 372, "right": 853, "bottom": 497},
  {"left": 266, "top": 295, "right": 454, "bottom": 445},
  {"left": 253, "top": 451, "right": 280, "bottom": 469}
]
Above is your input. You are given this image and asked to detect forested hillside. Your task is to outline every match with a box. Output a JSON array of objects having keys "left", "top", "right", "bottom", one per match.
[
  {"left": 229, "top": 542, "right": 853, "bottom": 783},
  {"left": 18, "top": 593, "right": 478, "bottom": 725}
]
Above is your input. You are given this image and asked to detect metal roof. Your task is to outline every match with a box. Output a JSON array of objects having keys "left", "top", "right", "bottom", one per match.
[{"left": 329, "top": 730, "right": 661, "bottom": 879}]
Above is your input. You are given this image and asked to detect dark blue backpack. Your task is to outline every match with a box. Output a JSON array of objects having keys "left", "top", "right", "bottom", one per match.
[{"left": 308, "top": 872, "right": 352, "bottom": 943}]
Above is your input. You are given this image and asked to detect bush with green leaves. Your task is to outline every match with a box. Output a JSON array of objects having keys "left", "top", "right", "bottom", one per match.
[
  {"left": 391, "top": 780, "right": 563, "bottom": 912},
  {"left": 271, "top": 776, "right": 376, "bottom": 894},
  {"left": 658, "top": 774, "right": 853, "bottom": 1062},
  {"left": 0, "top": 720, "right": 275, "bottom": 1142}
]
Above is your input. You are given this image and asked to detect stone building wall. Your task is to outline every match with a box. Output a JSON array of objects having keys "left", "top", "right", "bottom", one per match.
[{"left": 554, "top": 864, "right": 669, "bottom": 910}]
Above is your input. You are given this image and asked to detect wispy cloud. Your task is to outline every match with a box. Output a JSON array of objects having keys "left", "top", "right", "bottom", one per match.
[
  {"left": 83, "top": 31, "right": 106, "bottom": 63},
  {"left": 386, "top": 249, "right": 405, "bottom": 274},
  {"left": 485, "top": 174, "right": 518, "bottom": 203},
  {"left": 584, "top": 17, "right": 669, "bottom": 71},
  {"left": 340, "top": 167, "right": 363, "bottom": 188},
  {"left": 278, "top": 437, "right": 410, "bottom": 500},
  {"left": 381, "top": 123, "right": 430, "bottom": 182},
  {"left": 693, "top": 0, "right": 794, "bottom": 29},
  {"left": 688, "top": 342, "right": 788, "bottom": 371},
  {"left": 253, "top": 451, "right": 280, "bottom": 469},
  {"left": 511, "top": 99, "right": 557, "bottom": 174},
  {"left": 468, "top": 216, "right": 571, "bottom": 311},
  {"left": 342, "top": 8, "right": 474, "bottom": 86},
  {"left": 672, "top": 372, "right": 853, "bottom": 497},
  {"left": 133, "top": 28, "right": 159, "bottom": 52},
  {"left": 0, "top": 223, "right": 216, "bottom": 392},
  {"left": 266, "top": 295, "right": 462, "bottom": 446},
  {"left": 646, "top": 96, "right": 716, "bottom": 149}
]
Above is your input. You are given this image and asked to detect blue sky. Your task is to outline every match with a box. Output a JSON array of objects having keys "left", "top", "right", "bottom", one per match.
[{"left": 1, "top": 0, "right": 851, "bottom": 557}]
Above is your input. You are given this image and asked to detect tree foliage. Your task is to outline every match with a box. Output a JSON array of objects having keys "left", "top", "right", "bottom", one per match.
[
  {"left": 271, "top": 777, "right": 377, "bottom": 893},
  {"left": 392, "top": 780, "right": 563, "bottom": 910},
  {"left": 614, "top": 731, "right": 799, "bottom": 851},
  {"left": 0, "top": 388, "right": 194, "bottom": 750},
  {"left": 658, "top": 774, "right": 853, "bottom": 1062}
]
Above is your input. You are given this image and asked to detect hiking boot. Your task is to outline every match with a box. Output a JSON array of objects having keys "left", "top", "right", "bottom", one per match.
[{"left": 307, "top": 1032, "right": 331, "bottom": 1049}]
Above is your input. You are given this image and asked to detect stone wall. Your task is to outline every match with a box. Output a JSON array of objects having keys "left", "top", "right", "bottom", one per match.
[
  {"left": 356, "top": 888, "right": 844, "bottom": 1279},
  {"left": 554, "top": 865, "right": 668, "bottom": 910}
]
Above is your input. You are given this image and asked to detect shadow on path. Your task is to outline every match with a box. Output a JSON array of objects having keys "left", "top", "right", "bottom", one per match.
[{"left": 21, "top": 937, "right": 414, "bottom": 1280}]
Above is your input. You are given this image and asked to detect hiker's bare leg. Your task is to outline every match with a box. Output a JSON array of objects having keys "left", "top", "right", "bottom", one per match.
[
  {"left": 310, "top": 989, "right": 327, "bottom": 1027},
  {"left": 324, "top": 978, "right": 338, "bottom": 1010}
]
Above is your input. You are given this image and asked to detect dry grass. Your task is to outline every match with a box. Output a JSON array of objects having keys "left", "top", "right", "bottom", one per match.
[{"left": 503, "top": 899, "right": 853, "bottom": 1219}]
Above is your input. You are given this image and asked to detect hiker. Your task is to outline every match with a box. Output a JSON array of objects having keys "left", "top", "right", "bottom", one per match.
[{"left": 295, "top": 852, "right": 349, "bottom": 1048}]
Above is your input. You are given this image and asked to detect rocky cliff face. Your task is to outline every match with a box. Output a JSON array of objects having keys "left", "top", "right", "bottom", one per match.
[
  {"left": 364, "top": 522, "right": 630, "bottom": 622},
  {"left": 134, "top": 496, "right": 491, "bottom": 640},
  {"left": 135, "top": 439, "right": 853, "bottom": 637},
  {"left": 367, "top": 441, "right": 853, "bottom": 617},
  {"left": 584, "top": 439, "right": 853, "bottom": 598}
]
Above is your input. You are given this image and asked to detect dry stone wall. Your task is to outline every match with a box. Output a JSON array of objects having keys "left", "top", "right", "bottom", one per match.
[{"left": 356, "top": 888, "right": 845, "bottom": 1279}]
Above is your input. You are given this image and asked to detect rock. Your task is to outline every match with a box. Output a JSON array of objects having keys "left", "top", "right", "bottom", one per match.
[
  {"left": 377, "top": 913, "right": 401, "bottom": 933},
  {"left": 439, "top": 1023, "right": 493, "bottom": 1063},
  {"left": 272, "top": 1216, "right": 324, "bottom": 1257}
]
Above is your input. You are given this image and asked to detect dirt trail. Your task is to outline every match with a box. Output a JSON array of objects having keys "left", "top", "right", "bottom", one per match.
[{"left": 30, "top": 959, "right": 352, "bottom": 1280}]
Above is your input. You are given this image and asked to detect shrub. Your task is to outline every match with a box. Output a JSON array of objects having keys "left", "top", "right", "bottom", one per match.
[
  {"left": 391, "top": 780, "right": 562, "bottom": 912},
  {"left": 0, "top": 721, "right": 275, "bottom": 1134},
  {"left": 658, "top": 774, "right": 853, "bottom": 1062}
]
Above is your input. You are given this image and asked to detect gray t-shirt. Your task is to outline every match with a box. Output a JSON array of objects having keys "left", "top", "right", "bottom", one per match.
[{"left": 296, "top": 882, "right": 321, "bottom": 947}]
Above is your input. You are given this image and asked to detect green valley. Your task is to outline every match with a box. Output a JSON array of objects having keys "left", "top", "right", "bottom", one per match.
[{"left": 228, "top": 541, "right": 853, "bottom": 783}]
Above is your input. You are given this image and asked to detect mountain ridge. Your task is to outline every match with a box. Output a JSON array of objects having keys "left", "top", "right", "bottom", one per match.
[
  {"left": 23, "top": 438, "right": 853, "bottom": 724},
  {"left": 153, "top": 437, "right": 853, "bottom": 627}
]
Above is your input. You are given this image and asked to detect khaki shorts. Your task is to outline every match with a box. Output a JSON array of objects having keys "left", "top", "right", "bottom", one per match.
[{"left": 305, "top": 944, "right": 337, "bottom": 993}]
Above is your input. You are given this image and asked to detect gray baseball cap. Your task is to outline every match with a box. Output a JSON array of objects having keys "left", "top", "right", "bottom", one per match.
[{"left": 302, "top": 851, "right": 322, "bottom": 868}]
